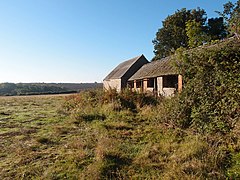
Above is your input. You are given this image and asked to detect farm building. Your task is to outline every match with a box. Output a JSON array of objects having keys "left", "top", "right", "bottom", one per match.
[
  {"left": 103, "top": 55, "right": 182, "bottom": 96},
  {"left": 128, "top": 56, "right": 182, "bottom": 96},
  {"left": 103, "top": 55, "right": 149, "bottom": 92}
]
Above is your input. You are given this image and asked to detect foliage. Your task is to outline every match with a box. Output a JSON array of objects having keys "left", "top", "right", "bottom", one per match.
[
  {"left": 0, "top": 83, "right": 75, "bottom": 96},
  {"left": 153, "top": 8, "right": 207, "bottom": 60},
  {"left": 186, "top": 18, "right": 227, "bottom": 48},
  {"left": 206, "top": 17, "right": 227, "bottom": 40},
  {"left": 186, "top": 20, "right": 209, "bottom": 48},
  {"left": 0, "top": 82, "right": 103, "bottom": 96},
  {"left": 60, "top": 86, "right": 240, "bottom": 178},
  {"left": 172, "top": 37, "right": 240, "bottom": 134},
  {"left": 217, "top": 0, "right": 240, "bottom": 38},
  {"left": 153, "top": 5, "right": 229, "bottom": 60},
  {"left": 62, "top": 89, "right": 160, "bottom": 117}
]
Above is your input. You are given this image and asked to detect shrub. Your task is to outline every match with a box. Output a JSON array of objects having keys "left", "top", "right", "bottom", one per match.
[{"left": 172, "top": 37, "right": 240, "bottom": 134}]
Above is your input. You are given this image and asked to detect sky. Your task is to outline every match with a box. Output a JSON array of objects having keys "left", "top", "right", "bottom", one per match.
[{"left": 0, "top": 0, "right": 236, "bottom": 83}]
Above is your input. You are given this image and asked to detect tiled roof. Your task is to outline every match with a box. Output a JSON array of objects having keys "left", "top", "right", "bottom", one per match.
[
  {"left": 129, "top": 56, "right": 177, "bottom": 80},
  {"left": 104, "top": 55, "right": 147, "bottom": 80}
]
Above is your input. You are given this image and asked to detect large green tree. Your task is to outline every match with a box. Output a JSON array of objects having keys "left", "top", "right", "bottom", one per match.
[
  {"left": 153, "top": 6, "right": 230, "bottom": 60},
  {"left": 152, "top": 8, "right": 207, "bottom": 60}
]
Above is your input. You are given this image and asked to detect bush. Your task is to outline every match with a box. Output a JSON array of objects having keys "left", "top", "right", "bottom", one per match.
[{"left": 171, "top": 37, "right": 240, "bottom": 134}]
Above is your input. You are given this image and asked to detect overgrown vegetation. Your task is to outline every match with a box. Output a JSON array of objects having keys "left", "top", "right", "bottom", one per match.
[
  {"left": 60, "top": 37, "right": 238, "bottom": 178},
  {"left": 172, "top": 37, "right": 240, "bottom": 134}
]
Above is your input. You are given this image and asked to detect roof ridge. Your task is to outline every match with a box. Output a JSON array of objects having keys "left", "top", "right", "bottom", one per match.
[{"left": 103, "top": 54, "right": 148, "bottom": 81}]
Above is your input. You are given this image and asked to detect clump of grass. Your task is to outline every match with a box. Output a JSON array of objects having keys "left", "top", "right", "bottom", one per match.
[
  {"left": 81, "top": 134, "right": 132, "bottom": 179},
  {"left": 61, "top": 89, "right": 161, "bottom": 125},
  {"left": 227, "top": 152, "right": 240, "bottom": 178}
]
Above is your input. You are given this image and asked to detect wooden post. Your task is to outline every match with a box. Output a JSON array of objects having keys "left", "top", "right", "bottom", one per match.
[
  {"left": 153, "top": 78, "right": 157, "bottom": 96},
  {"left": 143, "top": 79, "right": 148, "bottom": 93},
  {"left": 178, "top": 74, "right": 183, "bottom": 93},
  {"left": 134, "top": 80, "right": 137, "bottom": 90},
  {"left": 157, "top": 76, "right": 163, "bottom": 96}
]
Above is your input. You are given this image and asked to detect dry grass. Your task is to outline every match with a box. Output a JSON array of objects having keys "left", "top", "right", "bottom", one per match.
[{"left": 0, "top": 92, "right": 238, "bottom": 179}]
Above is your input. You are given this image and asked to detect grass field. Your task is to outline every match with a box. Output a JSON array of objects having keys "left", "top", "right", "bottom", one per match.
[
  {"left": 0, "top": 94, "right": 152, "bottom": 179},
  {"left": 0, "top": 93, "right": 239, "bottom": 179},
  {"left": 0, "top": 95, "right": 76, "bottom": 179},
  {"left": 0, "top": 94, "right": 174, "bottom": 179}
]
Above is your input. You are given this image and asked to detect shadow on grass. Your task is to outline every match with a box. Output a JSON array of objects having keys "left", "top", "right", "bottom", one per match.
[
  {"left": 101, "top": 154, "right": 132, "bottom": 179},
  {"left": 104, "top": 124, "right": 133, "bottom": 131},
  {"left": 36, "top": 137, "right": 54, "bottom": 145},
  {"left": 0, "top": 112, "right": 11, "bottom": 116},
  {"left": 74, "top": 114, "right": 106, "bottom": 124}
]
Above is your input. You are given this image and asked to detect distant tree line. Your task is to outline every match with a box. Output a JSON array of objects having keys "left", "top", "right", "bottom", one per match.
[{"left": 0, "top": 83, "right": 103, "bottom": 96}]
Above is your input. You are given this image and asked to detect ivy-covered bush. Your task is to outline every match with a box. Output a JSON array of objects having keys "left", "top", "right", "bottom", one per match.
[{"left": 173, "top": 37, "right": 240, "bottom": 133}]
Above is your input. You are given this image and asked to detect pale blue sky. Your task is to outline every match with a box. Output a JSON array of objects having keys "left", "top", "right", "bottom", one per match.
[{"left": 0, "top": 0, "right": 236, "bottom": 83}]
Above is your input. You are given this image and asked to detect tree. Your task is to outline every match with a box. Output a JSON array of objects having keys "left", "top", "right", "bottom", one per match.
[
  {"left": 186, "top": 17, "right": 227, "bottom": 48},
  {"left": 152, "top": 8, "right": 207, "bottom": 60},
  {"left": 186, "top": 20, "right": 209, "bottom": 48},
  {"left": 206, "top": 17, "right": 227, "bottom": 40},
  {"left": 217, "top": 0, "right": 240, "bottom": 39}
]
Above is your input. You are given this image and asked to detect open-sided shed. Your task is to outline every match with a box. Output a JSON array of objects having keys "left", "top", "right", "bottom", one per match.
[{"left": 128, "top": 57, "right": 182, "bottom": 96}]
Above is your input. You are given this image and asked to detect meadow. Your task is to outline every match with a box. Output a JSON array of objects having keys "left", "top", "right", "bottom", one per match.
[
  {"left": 1, "top": 90, "right": 238, "bottom": 179},
  {"left": 0, "top": 95, "right": 72, "bottom": 179}
]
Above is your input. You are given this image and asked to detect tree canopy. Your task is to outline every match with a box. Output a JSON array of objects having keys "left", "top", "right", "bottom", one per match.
[
  {"left": 152, "top": 8, "right": 207, "bottom": 60},
  {"left": 217, "top": 0, "right": 240, "bottom": 39},
  {"left": 186, "top": 20, "right": 208, "bottom": 48},
  {"left": 152, "top": 4, "right": 233, "bottom": 60}
]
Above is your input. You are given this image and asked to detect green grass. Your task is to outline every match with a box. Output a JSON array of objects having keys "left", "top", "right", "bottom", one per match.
[
  {"left": 0, "top": 95, "right": 75, "bottom": 179},
  {"left": 0, "top": 93, "right": 239, "bottom": 179}
]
